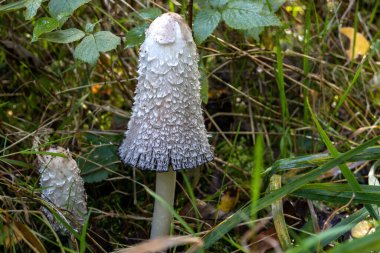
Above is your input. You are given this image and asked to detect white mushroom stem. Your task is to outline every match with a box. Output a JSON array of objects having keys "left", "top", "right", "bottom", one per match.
[{"left": 150, "top": 169, "right": 176, "bottom": 238}]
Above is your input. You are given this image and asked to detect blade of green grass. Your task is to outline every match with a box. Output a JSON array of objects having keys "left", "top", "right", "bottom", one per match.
[
  {"left": 328, "top": 226, "right": 380, "bottom": 253},
  {"left": 251, "top": 134, "right": 264, "bottom": 219},
  {"left": 292, "top": 183, "right": 380, "bottom": 205},
  {"left": 275, "top": 32, "right": 291, "bottom": 158},
  {"left": 307, "top": 98, "right": 379, "bottom": 219},
  {"left": 270, "top": 146, "right": 380, "bottom": 173},
  {"left": 79, "top": 209, "right": 91, "bottom": 253},
  {"left": 286, "top": 208, "right": 368, "bottom": 253},
  {"left": 201, "top": 135, "right": 380, "bottom": 250}
]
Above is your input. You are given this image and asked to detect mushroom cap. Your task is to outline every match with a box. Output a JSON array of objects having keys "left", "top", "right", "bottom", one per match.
[
  {"left": 119, "top": 13, "right": 214, "bottom": 171},
  {"left": 38, "top": 146, "right": 87, "bottom": 233}
]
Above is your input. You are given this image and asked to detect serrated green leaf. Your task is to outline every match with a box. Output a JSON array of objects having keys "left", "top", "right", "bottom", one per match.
[
  {"left": 125, "top": 23, "right": 149, "bottom": 48},
  {"left": 74, "top": 35, "right": 99, "bottom": 65},
  {"left": 245, "top": 26, "right": 264, "bottom": 42},
  {"left": 48, "top": 0, "right": 90, "bottom": 21},
  {"left": 0, "top": 0, "right": 27, "bottom": 13},
  {"left": 194, "top": 9, "right": 221, "bottom": 44},
  {"left": 222, "top": 1, "right": 281, "bottom": 29},
  {"left": 74, "top": 32, "right": 120, "bottom": 65},
  {"left": 137, "top": 7, "right": 162, "bottom": 20},
  {"left": 264, "top": 0, "right": 286, "bottom": 12},
  {"left": 32, "top": 17, "right": 60, "bottom": 42},
  {"left": 24, "top": 0, "right": 42, "bottom": 20},
  {"left": 93, "top": 31, "right": 121, "bottom": 52},
  {"left": 78, "top": 144, "right": 119, "bottom": 183},
  {"left": 85, "top": 22, "right": 95, "bottom": 33},
  {"left": 40, "top": 28, "right": 85, "bottom": 43},
  {"left": 210, "top": 0, "right": 228, "bottom": 8}
]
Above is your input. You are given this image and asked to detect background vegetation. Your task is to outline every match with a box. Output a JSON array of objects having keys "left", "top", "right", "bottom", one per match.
[{"left": 1, "top": 0, "right": 380, "bottom": 252}]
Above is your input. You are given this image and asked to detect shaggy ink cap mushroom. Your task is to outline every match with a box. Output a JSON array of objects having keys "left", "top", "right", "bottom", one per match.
[
  {"left": 38, "top": 146, "right": 87, "bottom": 234},
  {"left": 119, "top": 12, "right": 214, "bottom": 171}
]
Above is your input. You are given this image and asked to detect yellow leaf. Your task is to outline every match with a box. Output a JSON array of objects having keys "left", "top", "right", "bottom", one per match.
[
  {"left": 340, "top": 27, "right": 370, "bottom": 60},
  {"left": 217, "top": 187, "right": 239, "bottom": 213}
]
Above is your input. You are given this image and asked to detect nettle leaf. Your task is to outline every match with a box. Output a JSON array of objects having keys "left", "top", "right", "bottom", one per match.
[
  {"left": 125, "top": 23, "right": 149, "bottom": 48},
  {"left": 24, "top": 0, "right": 43, "bottom": 20},
  {"left": 93, "top": 31, "right": 121, "bottom": 52},
  {"left": 74, "top": 31, "right": 121, "bottom": 65},
  {"left": 264, "top": 0, "right": 286, "bottom": 12},
  {"left": 222, "top": 1, "right": 281, "bottom": 29},
  {"left": 48, "top": 0, "right": 91, "bottom": 21},
  {"left": 0, "top": 1, "right": 28, "bottom": 13},
  {"left": 74, "top": 35, "right": 98, "bottom": 65},
  {"left": 77, "top": 134, "right": 121, "bottom": 183},
  {"left": 78, "top": 144, "right": 119, "bottom": 183},
  {"left": 137, "top": 7, "right": 162, "bottom": 20},
  {"left": 245, "top": 26, "right": 264, "bottom": 42},
  {"left": 40, "top": 28, "right": 85, "bottom": 43},
  {"left": 210, "top": 0, "right": 228, "bottom": 8},
  {"left": 85, "top": 22, "right": 96, "bottom": 33},
  {"left": 194, "top": 9, "right": 221, "bottom": 44},
  {"left": 32, "top": 17, "right": 60, "bottom": 42}
]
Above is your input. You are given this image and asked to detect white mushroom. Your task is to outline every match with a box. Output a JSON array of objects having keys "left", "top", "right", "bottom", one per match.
[
  {"left": 119, "top": 12, "right": 213, "bottom": 238},
  {"left": 38, "top": 146, "right": 87, "bottom": 234}
]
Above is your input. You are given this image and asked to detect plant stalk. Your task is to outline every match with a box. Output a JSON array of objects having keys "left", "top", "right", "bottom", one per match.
[{"left": 150, "top": 169, "right": 177, "bottom": 238}]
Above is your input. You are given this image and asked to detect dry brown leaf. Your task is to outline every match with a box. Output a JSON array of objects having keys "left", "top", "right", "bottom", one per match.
[
  {"left": 340, "top": 27, "right": 370, "bottom": 60},
  {"left": 114, "top": 236, "right": 203, "bottom": 253},
  {"left": 1, "top": 224, "right": 23, "bottom": 248},
  {"left": 13, "top": 221, "right": 47, "bottom": 253}
]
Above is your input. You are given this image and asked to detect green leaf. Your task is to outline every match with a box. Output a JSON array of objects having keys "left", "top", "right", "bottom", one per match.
[
  {"left": 74, "top": 31, "right": 120, "bottom": 65},
  {"left": 125, "top": 23, "right": 149, "bottom": 48},
  {"left": 222, "top": 1, "right": 281, "bottom": 29},
  {"left": 93, "top": 31, "right": 121, "bottom": 52},
  {"left": 245, "top": 27, "right": 264, "bottom": 42},
  {"left": 0, "top": 0, "right": 27, "bottom": 13},
  {"left": 136, "top": 7, "right": 162, "bottom": 20},
  {"left": 40, "top": 28, "right": 85, "bottom": 43},
  {"left": 210, "top": 0, "right": 228, "bottom": 8},
  {"left": 48, "top": 0, "right": 90, "bottom": 21},
  {"left": 74, "top": 35, "right": 99, "bottom": 65},
  {"left": 32, "top": 17, "right": 60, "bottom": 42},
  {"left": 78, "top": 144, "right": 119, "bottom": 183},
  {"left": 264, "top": 0, "right": 286, "bottom": 12},
  {"left": 85, "top": 22, "right": 96, "bottom": 33},
  {"left": 194, "top": 9, "right": 221, "bottom": 44},
  {"left": 24, "top": 0, "right": 42, "bottom": 20}
]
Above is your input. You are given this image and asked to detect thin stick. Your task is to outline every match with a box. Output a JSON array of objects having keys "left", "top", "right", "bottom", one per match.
[{"left": 187, "top": 0, "right": 193, "bottom": 29}]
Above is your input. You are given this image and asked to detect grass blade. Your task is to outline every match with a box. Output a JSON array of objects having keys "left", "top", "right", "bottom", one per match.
[
  {"left": 201, "top": 135, "right": 380, "bottom": 249},
  {"left": 307, "top": 98, "right": 379, "bottom": 219}
]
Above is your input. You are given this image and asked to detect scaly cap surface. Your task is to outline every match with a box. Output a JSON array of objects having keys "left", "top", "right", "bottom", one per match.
[
  {"left": 119, "top": 13, "right": 214, "bottom": 171},
  {"left": 38, "top": 146, "right": 87, "bottom": 234}
]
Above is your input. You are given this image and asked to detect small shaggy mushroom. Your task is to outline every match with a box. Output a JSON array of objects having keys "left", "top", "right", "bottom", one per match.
[
  {"left": 119, "top": 12, "right": 213, "bottom": 238},
  {"left": 38, "top": 146, "right": 87, "bottom": 234}
]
